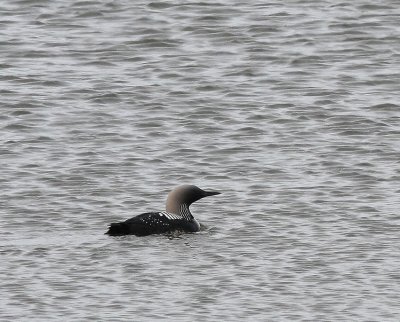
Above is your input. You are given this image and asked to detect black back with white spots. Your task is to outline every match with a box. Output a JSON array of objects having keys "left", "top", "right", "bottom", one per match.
[{"left": 106, "top": 212, "right": 198, "bottom": 236}]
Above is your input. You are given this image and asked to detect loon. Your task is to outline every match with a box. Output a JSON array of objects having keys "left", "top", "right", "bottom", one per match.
[{"left": 106, "top": 185, "right": 220, "bottom": 236}]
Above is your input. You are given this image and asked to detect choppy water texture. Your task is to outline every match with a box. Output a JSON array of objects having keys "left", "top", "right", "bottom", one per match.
[{"left": 1, "top": 0, "right": 400, "bottom": 321}]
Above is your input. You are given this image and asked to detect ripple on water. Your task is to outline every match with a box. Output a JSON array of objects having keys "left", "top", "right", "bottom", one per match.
[{"left": 1, "top": 0, "right": 400, "bottom": 321}]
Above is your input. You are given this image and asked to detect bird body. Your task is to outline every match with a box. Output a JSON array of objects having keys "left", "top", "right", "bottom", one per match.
[{"left": 106, "top": 185, "right": 220, "bottom": 236}]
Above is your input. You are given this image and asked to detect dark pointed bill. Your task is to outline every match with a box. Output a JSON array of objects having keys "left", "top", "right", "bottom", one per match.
[{"left": 203, "top": 190, "right": 221, "bottom": 197}]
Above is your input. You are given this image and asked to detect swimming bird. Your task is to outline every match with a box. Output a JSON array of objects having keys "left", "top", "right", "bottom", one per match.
[{"left": 106, "top": 185, "right": 220, "bottom": 236}]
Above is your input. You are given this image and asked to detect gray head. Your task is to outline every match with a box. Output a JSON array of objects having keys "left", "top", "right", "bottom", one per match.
[{"left": 165, "top": 185, "right": 220, "bottom": 214}]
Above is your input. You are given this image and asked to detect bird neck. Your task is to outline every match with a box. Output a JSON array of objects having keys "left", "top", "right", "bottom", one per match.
[
  {"left": 166, "top": 202, "right": 193, "bottom": 218},
  {"left": 179, "top": 203, "right": 193, "bottom": 219}
]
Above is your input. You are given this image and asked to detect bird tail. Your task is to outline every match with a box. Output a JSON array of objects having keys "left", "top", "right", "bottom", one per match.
[{"left": 106, "top": 222, "right": 130, "bottom": 236}]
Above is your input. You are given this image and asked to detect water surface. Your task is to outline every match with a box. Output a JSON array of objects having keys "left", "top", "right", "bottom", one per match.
[{"left": 1, "top": 0, "right": 400, "bottom": 320}]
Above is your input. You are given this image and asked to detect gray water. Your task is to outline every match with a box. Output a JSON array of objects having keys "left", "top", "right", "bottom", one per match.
[{"left": 1, "top": 0, "right": 400, "bottom": 321}]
